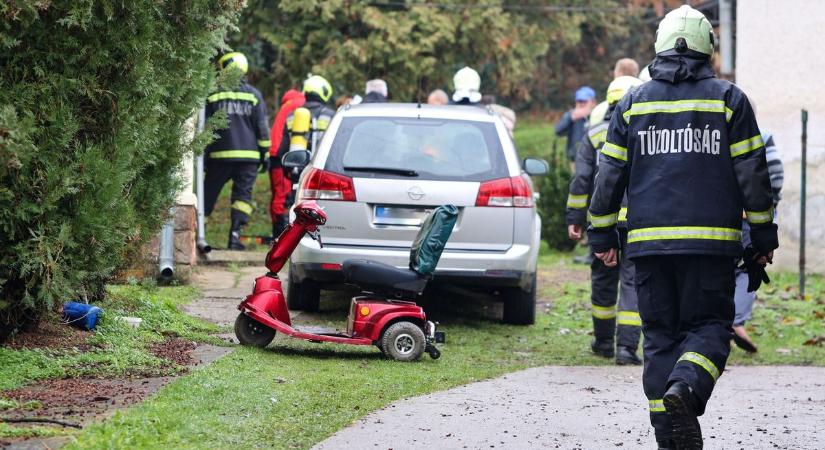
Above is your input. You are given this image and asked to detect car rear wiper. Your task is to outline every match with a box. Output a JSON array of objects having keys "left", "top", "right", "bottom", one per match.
[{"left": 343, "top": 166, "right": 419, "bottom": 177}]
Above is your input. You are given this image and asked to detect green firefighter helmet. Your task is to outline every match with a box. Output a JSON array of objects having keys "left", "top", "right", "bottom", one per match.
[
  {"left": 302, "top": 75, "right": 333, "bottom": 102},
  {"left": 606, "top": 76, "right": 643, "bottom": 105},
  {"left": 218, "top": 52, "right": 249, "bottom": 74},
  {"left": 654, "top": 5, "right": 714, "bottom": 56}
]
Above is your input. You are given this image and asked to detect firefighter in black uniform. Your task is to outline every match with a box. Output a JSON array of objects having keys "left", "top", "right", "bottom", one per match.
[
  {"left": 203, "top": 52, "right": 270, "bottom": 250},
  {"left": 567, "top": 76, "right": 643, "bottom": 366},
  {"left": 271, "top": 74, "right": 335, "bottom": 232},
  {"left": 587, "top": 6, "right": 778, "bottom": 449}
]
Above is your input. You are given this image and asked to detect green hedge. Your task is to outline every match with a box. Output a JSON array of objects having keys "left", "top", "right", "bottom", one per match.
[{"left": 0, "top": 1, "right": 242, "bottom": 336}]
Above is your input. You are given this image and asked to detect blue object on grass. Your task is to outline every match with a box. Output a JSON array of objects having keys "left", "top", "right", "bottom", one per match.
[{"left": 62, "top": 302, "right": 102, "bottom": 331}]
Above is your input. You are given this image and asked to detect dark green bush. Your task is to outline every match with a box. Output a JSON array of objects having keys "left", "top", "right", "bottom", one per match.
[
  {"left": 0, "top": 1, "right": 243, "bottom": 333},
  {"left": 537, "top": 140, "right": 576, "bottom": 252}
]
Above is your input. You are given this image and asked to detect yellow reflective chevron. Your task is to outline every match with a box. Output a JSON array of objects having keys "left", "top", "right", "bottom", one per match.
[
  {"left": 628, "top": 226, "right": 741, "bottom": 243},
  {"left": 231, "top": 200, "right": 254, "bottom": 215},
  {"left": 209, "top": 150, "right": 260, "bottom": 160},
  {"left": 592, "top": 304, "right": 616, "bottom": 319},
  {"left": 746, "top": 208, "right": 774, "bottom": 224},
  {"left": 622, "top": 99, "right": 728, "bottom": 123},
  {"left": 617, "top": 311, "right": 641, "bottom": 326},
  {"left": 649, "top": 399, "right": 665, "bottom": 413},
  {"left": 257, "top": 139, "right": 271, "bottom": 147},
  {"left": 589, "top": 129, "right": 607, "bottom": 148},
  {"left": 730, "top": 135, "right": 764, "bottom": 157},
  {"left": 567, "top": 193, "right": 588, "bottom": 209},
  {"left": 618, "top": 207, "right": 628, "bottom": 222},
  {"left": 588, "top": 211, "right": 619, "bottom": 228},
  {"left": 207, "top": 91, "right": 258, "bottom": 105},
  {"left": 601, "top": 142, "right": 627, "bottom": 161},
  {"left": 678, "top": 351, "right": 720, "bottom": 381}
]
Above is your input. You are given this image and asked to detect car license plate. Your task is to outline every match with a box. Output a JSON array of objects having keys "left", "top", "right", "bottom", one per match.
[{"left": 373, "top": 206, "right": 431, "bottom": 226}]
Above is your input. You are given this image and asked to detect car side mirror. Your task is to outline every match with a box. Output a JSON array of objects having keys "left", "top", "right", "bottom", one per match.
[
  {"left": 282, "top": 150, "right": 311, "bottom": 169},
  {"left": 523, "top": 157, "right": 549, "bottom": 176}
]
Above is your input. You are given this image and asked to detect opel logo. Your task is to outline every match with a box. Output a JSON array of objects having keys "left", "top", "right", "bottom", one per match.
[{"left": 407, "top": 186, "right": 425, "bottom": 201}]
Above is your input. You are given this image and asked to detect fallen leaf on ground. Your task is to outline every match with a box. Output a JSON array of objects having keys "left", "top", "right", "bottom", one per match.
[{"left": 803, "top": 336, "right": 825, "bottom": 346}]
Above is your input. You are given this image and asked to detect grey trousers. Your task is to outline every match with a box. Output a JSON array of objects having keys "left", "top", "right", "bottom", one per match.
[{"left": 734, "top": 268, "right": 755, "bottom": 326}]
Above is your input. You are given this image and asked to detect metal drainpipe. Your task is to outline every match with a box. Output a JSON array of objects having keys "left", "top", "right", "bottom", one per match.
[
  {"left": 195, "top": 107, "right": 211, "bottom": 253},
  {"left": 799, "top": 109, "right": 808, "bottom": 299},
  {"left": 719, "top": 0, "right": 733, "bottom": 77},
  {"left": 159, "top": 207, "right": 175, "bottom": 279}
]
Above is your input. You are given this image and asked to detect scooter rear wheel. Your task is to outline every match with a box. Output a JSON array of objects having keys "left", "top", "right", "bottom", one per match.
[
  {"left": 234, "top": 313, "right": 275, "bottom": 348},
  {"left": 380, "top": 321, "right": 426, "bottom": 362}
]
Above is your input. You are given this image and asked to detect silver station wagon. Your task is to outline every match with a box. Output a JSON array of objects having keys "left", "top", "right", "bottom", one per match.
[{"left": 283, "top": 103, "right": 548, "bottom": 324}]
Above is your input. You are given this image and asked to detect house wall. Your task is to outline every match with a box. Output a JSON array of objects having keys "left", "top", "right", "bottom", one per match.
[{"left": 736, "top": 0, "right": 825, "bottom": 272}]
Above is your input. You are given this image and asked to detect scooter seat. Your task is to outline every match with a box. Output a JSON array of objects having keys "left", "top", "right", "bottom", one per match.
[{"left": 342, "top": 259, "right": 429, "bottom": 299}]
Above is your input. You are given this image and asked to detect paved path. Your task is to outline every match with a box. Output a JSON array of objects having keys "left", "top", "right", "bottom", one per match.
[{"left": 314, "top": 365, "right": 825, "bottom": 450}]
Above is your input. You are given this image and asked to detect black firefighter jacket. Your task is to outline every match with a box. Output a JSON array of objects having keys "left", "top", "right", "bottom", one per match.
[
  {"left": 566, "top": 105, "right": 629, "bottom": 229},
  {"left": 204, "top": 80, "right": 270, "bottom": 163},
  {"left": 587, "top": 53, "right": 778, "bottom": 259}
]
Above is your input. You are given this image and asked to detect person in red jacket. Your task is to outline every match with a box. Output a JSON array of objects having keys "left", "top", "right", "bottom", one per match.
[{"left": 269, "top": 89, "right": 305, "bottom": 237}]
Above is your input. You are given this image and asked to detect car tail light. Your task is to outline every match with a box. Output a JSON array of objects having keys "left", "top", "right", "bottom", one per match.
[
  {"left": 475, "top": 175, "right": 534, "bottom": 207},
  {"left": 300, "top": 168, "right": 356, "bottom": 201}
]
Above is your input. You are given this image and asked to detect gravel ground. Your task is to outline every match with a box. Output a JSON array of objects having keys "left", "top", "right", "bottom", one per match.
[{"left": 314, "top": 365, "right": 825, "bottom": 450}]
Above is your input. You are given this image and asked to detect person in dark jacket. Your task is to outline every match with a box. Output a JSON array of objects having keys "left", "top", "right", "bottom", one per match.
[
  {"left": 567, "top": 76, "right": 643, "bottom": 366},
  {"left": 272, "top": 75, "right": 336, "bottom": 228},
  {"left": 269, "top": 89, "right": 305, "bottom": 238},
  {"left": 587, "top": 6, "right": 778, "bottom": 449},
  {"left": 363, "top": 79, "right": 388, "bottom": 103},
  {"left": 556, "top": 86, "right": 596, "bottom": 164},
  {"left": 203, "top": 52, "right": 269, "bottom": 250}
]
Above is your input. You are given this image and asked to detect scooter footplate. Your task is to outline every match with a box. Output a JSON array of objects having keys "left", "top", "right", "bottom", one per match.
[{"left": 294, "top": 325, "right": 347, "bottom": 337}]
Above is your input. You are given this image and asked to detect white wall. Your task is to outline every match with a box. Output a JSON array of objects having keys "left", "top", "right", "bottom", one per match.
[{"left": 736, "top": 0, "right": 825, "bottom": 271}]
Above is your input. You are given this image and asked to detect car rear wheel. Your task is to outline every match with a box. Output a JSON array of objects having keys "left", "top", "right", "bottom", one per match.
[
  {"left": 286, "top": 271, "right": 321, "bottom": 312},
  {"left": 502, "top": 272, "right": 537, "bottom": 325}
]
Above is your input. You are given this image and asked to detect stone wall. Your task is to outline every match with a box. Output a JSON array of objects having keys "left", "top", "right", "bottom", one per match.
[{"left": 736, "top": 0, "right": 825, "bottom": 272}]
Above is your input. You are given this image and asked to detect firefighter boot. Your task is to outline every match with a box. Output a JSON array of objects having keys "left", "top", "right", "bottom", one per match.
[
  {"left": 590, "top": 338, "right": 615, "bottom": 358},
  {"left": 663, "top": 381, "right": 703, "bottom": 450},
  {"left": 228, "top": 230, "right": 246, "bottom": 251},
  {"left": 615, "top": 346, "right": 642, "bottom": 365},
  {"left": 657, "top": 439, "right": 676, "bottom": 450},
  {"left": 272, "top": 214, "right": 289, "bottom": 240}
]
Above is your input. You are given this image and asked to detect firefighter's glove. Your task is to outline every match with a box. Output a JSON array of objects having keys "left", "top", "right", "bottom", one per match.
[
  {"left": 739, "top": 245, "right": 771, "bottom": 293},
  {"left": 258, "top": 154, "right": 269, "bottom": 173}
]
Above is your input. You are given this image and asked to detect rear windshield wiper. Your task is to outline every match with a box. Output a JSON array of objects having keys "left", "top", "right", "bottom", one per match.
[{"left": 343, "top": 166, "right": 419, "bottom": 177}]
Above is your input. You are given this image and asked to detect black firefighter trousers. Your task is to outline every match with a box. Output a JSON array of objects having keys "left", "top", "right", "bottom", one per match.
[
  {"left": 633, "top": 254, "right": 735, "bottom": 442},
  {"left": 204, "top": 162, "right": 258, "bottom": 233},
  {"left": 591, "top": 229, "right": 641, "bottom": 351}
]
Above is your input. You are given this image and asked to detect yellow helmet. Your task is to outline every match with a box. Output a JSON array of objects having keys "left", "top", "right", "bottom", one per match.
[
  {"left": 302, "top": 75, "right": 333, "bottom": 102},
  {"left": 218, "top": 52, "right": 249, "bottom": 74},
  {"left": 606, "top": 76, "right": 643, "bottom": 105}
]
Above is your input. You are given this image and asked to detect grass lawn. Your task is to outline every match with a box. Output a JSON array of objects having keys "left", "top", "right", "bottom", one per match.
[{"left": 62, "top": 251, "right": 825, "bottom": 449}]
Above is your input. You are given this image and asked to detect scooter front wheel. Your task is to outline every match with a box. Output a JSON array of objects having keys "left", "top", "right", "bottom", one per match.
[{"left": 234, "top": 313, "right": 275, "bottom": 348}]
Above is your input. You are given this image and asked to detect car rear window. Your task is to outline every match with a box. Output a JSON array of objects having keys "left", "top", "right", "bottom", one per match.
[{"left": 324, "top": 117, "right": 508, "bottom": 181}]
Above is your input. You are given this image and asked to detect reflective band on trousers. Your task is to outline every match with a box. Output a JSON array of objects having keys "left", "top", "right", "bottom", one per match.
[
  {"left": 746, "top": 208, "right": 773, "bottom": 224},
  {"left": 207, "top": 91, "right": 258, "bottom": 105},
  {"left": 209, "top": 150, "right": 260, "bottom": 160},
  {"left": 588, "top": 211, "right": 619, "bottom": 228},
  {"left": 258, "top": 139, "right": 271, "bottom": 147},
  {"left": 592, "top": 304, "right": 616, "bottom": 319},
  {"left": 648, "top": 399, "right": 665, "bottom": 413},
  {"left": 231, "top": 200, "right": 254, "bottom": 215},
  {"left": 617, "top": 311, "right": 641, "bottom": 326},
  {"left": 618, "top": 207, "right": 628, "bottom": 222},
  {"left": 627, "top": 226, "right": 741, "bottom": 243},
  {"left": 567, "top": 193, "right": 588, "bottom": 209},
  {"left": 622, "top": 99, "right": 733, "bottom": 123},
  {"left": 678, "top": 351, "right": 720, "bottom": 381},
  {"left": 601, "top": 142, "right": 627, "bottom": 161},
  {"left": 730, "top": 135, "right": 764, "bottom": 158}
]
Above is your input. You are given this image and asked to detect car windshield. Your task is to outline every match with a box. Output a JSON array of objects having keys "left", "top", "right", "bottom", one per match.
[{"left": 325, "top": 116, "right": 508, "bottom": 181}]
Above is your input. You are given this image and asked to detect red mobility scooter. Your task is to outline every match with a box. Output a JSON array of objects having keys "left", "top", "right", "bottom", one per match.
[{"left": 234, "top": 201, "right": 455, "bottom": 361}]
